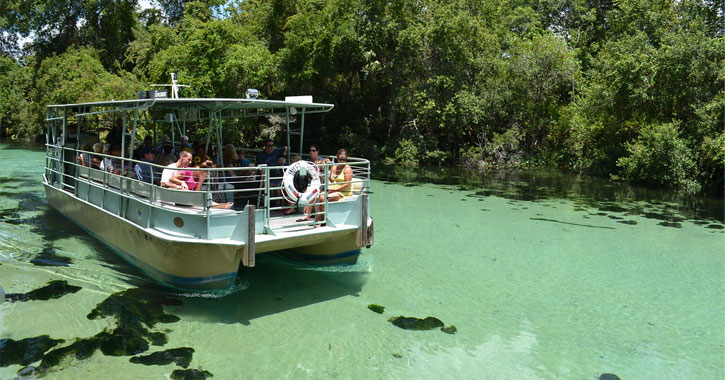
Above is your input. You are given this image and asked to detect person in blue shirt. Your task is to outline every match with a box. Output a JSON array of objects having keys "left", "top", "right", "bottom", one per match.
[
  {"left": 135, "top": 148, "right": 157, "bottom": 184},
  {"left": 255, "top": 139, "right": 287, "bottom": 166}
]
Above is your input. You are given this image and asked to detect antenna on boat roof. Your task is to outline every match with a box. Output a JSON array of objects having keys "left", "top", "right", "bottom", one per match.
[{"left": 150, "top": 72, "right": 190, "bottom": 98}]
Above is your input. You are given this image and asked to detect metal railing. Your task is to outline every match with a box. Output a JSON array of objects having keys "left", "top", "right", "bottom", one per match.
[{"left": 45, "top": 144, "right": 371, "bottom": 235}]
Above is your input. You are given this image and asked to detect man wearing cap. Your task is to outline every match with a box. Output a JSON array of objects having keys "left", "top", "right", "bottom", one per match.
[{"left": 135, "top": 148, "right": 157, "bottom": 184}]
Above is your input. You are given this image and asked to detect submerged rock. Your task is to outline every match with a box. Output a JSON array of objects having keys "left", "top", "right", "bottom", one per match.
[
  {"left": 599, "top": 373, "right": 621, "bottom": 380},
  {"left": 0, "top": 335, "right": 64, "bottom": 367},
  {"left": 4, "top": 280, "right": 81, "bottom": 302},
  {"left": 440, "top": 325, "right": 457, "bottom": 334},
  {"left": 130, "top": 347, "right": 194, "bottom": 368},
  {"left": 367, "top": 304, "right": 385, "bottom": 314},
  {"left": 617, "top": 220, "right": 637, "bottom": 225},
  {"left": 171, "top": 368, "right": 213, "bottom": 380},
  {"left": 388, "top": 316, "right": 444, "bottom": 331}
]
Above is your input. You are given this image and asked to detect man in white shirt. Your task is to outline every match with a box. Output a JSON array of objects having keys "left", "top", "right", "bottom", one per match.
[{"left": 161, "top": 151, "right": 192, "bottom": 190}]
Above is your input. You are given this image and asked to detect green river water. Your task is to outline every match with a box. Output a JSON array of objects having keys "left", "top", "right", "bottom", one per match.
[{"left": 0, "top": 142, "right": 723, "bottom": 380}]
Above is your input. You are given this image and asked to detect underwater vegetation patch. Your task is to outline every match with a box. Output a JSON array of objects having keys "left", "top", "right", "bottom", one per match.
[
  {"left": 368, "top": 304, "right": 385, "bottom": 314},
  {"left": 171, "top": 368, "right": 213, "bottom": 379},
  {"left": 4, "top": 280, "right": 81, "bottom": 302},
  {"left": 130, "top": 347, "right": 194, "bottom": 368},
  {"left": 706, "top": 224, "right": 724, "bottom": 229},
  {"left": 0, "top": 336, "right": 64, "bottom": 367},
  {"left": 12, "top": 287, "right": 186, "bottom": 377},
  {"left": 388, "top": 316, "right": 457, "bottom": 334},
  {"left": 657, "top": 221, "right": 682, "bottom": 228},
  {"left": 389, "top": 316, "right": 442, "bottom": 330},
  {"left": 85, "top": 287, "right": 182, "bottom": 356}
]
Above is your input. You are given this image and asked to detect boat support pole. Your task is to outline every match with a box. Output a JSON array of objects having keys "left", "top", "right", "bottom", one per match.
[
  {"left": 243, "top": 204, "right": 256, "bottom": 267},
  {"left": 361, "top": 194, "right": 370, "bottom": 248}
]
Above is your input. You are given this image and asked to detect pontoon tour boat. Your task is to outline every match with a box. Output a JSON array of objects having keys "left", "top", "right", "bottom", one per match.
[{"left": 43, "top": 89, "right": 374, "bottom": 290}]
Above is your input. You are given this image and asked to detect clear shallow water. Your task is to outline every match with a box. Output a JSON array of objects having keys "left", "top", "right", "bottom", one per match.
[{"left": 0, "top": 142, "right": 723, "bottom": 380}]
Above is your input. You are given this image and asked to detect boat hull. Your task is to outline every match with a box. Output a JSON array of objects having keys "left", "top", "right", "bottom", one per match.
[
  {"left": 45, "top": 184, "right": 242, "bottom": 290},
  {"left": 45, "top": 184, "right": 364, "bottom": 289}
]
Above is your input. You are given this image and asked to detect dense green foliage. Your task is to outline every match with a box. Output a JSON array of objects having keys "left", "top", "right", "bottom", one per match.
[{"left": 0, "top": 0, "right": 722, "bottom": 194}]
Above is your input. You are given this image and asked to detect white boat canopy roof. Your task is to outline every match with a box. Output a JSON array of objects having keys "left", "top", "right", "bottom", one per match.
[
  {"left": 46, "top": 96, "right": 334, "bottom": 161},
  {"left": 47, "top": 97, "right": 334, "bottom": 117}
]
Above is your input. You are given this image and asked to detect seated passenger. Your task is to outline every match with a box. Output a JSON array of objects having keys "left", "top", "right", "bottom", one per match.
[
  {"left": 155, "top": 142, "right": 176, "bottom": 166},
  {"left": 255, "top": 139, "right": 287, "bottom": 166},
  {"left": 77, "top": 143, "right": 93, "bottom": 167},
  {"left": 180, "top": 135, "right": 192, "bottom": 152},
  {"left": 270, "top": 155, "right": 291, "bottom": 211},
  {"left": 99, "top": 144, "right": 111, "bottom": 171},
  {"left": 222, "top": 144, "right": 241, "bottom": 181},
  {"left": 236, "top": 150, "right": 250, "bottom": 167},
  {"left": 299, "top": 144, "right": 330, "bottom": 222},
  {"left": 160, "top": 151, "right": 192, "bottom": 190},
  {"left": 135, "top": 148, "right": 157, "bottom": 184},
  {"left": 155, "top": 135, "right": 171, "bottom": 154},
  {"left": 180, "top": 160, "right": 233, "bottom": 208},
  {"left": 192, "top": 144, "right": 210, "bottom": 166},
  {"left": 91, "top": 156, "right": 102, "bottom": 170},
  {"left": 314, "top": 149, "right": 353, "bottom": 225},
  {"left": 105, "top": 145, "right": 123, "bottom": 175}
]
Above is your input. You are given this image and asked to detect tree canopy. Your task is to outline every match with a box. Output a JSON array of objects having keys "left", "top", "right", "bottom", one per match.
[{"left": 0, "top": 0, "right": 722, "bottom": 194}]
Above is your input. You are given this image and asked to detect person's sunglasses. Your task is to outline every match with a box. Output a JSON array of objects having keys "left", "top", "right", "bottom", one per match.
[
  {"left": 309, "top": 149, "right": 317, "bottom": 152},
  {"left": 266, "top": 144, "right": 274, "bottom": 147}
]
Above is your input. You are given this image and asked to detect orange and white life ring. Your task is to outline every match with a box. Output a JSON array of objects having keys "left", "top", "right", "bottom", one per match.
[{"left": 282, "top": 160, "right": 321, "bottom": 205}]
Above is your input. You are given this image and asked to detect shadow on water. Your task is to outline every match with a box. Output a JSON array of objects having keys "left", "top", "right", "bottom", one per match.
[
  {"left": 373, "top": 164, "right": 725, "bottom": 226},
  {"left": 169, "top": 254, "right": 368, "bottom": 325}
]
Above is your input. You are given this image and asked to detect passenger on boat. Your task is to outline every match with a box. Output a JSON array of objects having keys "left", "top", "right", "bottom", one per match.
[
  {"left": 91, "top": 156, "right": 102, "bottom": 170},
  {"left": 255, "top": 139, "right": 287, "bottom": 167},
  {"left": 270, "top": 155, "right": 293, "bottom": 211},
  {"left": 236, "top": 150, "right": 250, "bottom": 167},
  {"left": 155, "top": 135, "right": 172, "bottom": 154},
  {"left": 86, "top": 143, "right": 102, "bottom": 170},
  {"left": 155, "top": 142, "right": 177, "bottom": 166},
  {"left": 222, "top": 144, "right": 241, "bottom": 180},
  {"left": 135, "top": 148, "right": 157, "bottom": 184},
  {"left": 77, "top": 143, "right": 93, "bottom": 167},
  {"left": 298, "top": 144, "right": 330, "bottom": 222},
  {"left": 192, "top": 144, "right": 210, "bottom": 166},
  {"left": 160, "top": 151, "right": 193, "bottom": 190},
  {"left": 103, "top": 144, "right": 123, "bottom": 175},
  {"left": 180, "top": 135, "right": 192, "bottom": 152},
  {"left": 328, "top": 149, "right": 353, "bottom": 198},
  {"left": 182, "top": 160, "right": 233, "bottom": 208},
  {"left": 106, "top": 118, "right": 123, "bottom": 146},
  {"left": 135, "top": 135, "right": 153, "bottom": 158},
  {"left": 314, "top": 149, "right": 353, "bottom": 225}
]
